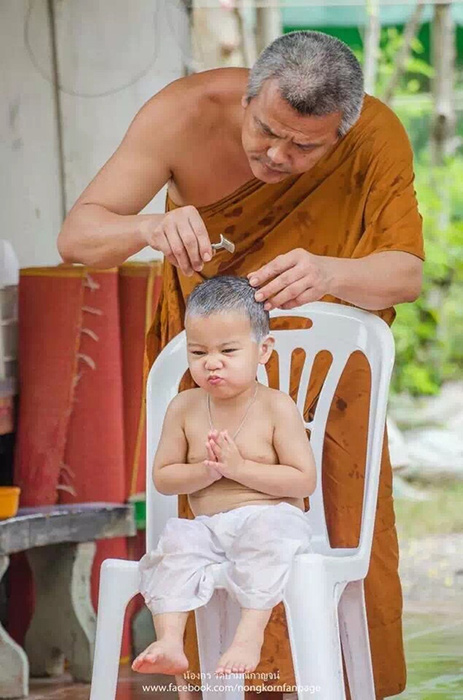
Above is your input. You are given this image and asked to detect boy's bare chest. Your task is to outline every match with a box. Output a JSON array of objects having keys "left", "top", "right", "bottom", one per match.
[{"left": 184, "top": 409, "right": 278, "bottom": 465}]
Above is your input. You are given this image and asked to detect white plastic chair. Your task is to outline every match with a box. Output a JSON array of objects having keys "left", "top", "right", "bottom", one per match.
[{"left": 90, "top": 301, "right": 395, "bottom": 700}]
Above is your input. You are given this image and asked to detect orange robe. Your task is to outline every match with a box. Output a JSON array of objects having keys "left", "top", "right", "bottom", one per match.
[{"left": 146, "top": 94, "right": 424, "bottom": 698}]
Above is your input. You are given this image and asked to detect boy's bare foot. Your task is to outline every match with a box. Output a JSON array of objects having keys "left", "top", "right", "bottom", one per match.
[
  {"left": 215, "top": 635, "right": 264, "bottom": 676},
  {"left": 132, "top": 639, "right": 189, "bottom": 675}
]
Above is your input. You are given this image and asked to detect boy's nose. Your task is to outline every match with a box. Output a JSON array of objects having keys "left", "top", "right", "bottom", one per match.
[{"left": 204, "top": 356, "right": 222, "bottom": 370}]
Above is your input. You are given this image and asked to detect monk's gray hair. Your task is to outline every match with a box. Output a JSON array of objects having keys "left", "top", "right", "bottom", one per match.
[
  {"left": 185, "top": 276, "right": 270, "bottom": 343},
  {"left": 247, "top": 31, "right": 364, "bottom": 137}
]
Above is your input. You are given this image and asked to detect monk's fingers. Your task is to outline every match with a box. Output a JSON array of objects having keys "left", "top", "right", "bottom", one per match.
[
  {"left": 247, "top": 251, "right": 298, "bottom": 289},
  {"left": 155, "top": 231, "right": 177, "bottom": 268},
  {"left": 280, "top": 287, "right": 323, "bottom": 310},
  {"left": 164, "top": 222, "right": 194, "bottom": 276},
  {"left": 265, "top": 276, "right": 312, "bottom": 309},
  {"left": 254, "top": 267, "right": 307, "bottom": 306},
  {"left": 179, "top": 216, "right": 204, "bottom": 273},
  {"left": 185, "top": 206, "right": 213, "bottom": 263}
]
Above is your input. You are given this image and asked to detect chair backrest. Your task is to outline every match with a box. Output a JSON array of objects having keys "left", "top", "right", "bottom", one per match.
[{"left": 146, "top": 302, "right": 394, "bottom": 566}]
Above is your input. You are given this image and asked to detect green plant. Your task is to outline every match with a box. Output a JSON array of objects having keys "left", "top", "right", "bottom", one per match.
[
  {"left": 392, "top": 156, "right": 463, "bottom": 395},
  {"left": 354, "top": 26, "right": 434, "bottom": 98}
]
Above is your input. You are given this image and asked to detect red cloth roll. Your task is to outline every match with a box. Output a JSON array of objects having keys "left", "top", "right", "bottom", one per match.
[
  {"left": 14, "top": 266, "right": 86, "bottom": 504},
  {"left": 59, "top": 269, "right": 129, "bottom": 652},
  {"left": 118, "top": 262, "right": 163, "bottom": 498}
]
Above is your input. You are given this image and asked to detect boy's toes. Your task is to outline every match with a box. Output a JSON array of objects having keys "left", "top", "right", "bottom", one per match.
[{"left": 131, "top": 655, "right": 144, "bottom": 671}]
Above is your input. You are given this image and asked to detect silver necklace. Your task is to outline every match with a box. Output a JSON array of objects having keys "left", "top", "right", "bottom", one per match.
[{"left": 207, "top": 382, "right": 259, "bottom": 440}]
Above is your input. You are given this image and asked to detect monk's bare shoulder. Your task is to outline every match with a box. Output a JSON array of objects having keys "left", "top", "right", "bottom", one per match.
[
  {"left": 162, "top": 68, "right": 249, "bottom": 108},
  {"left": 134, "top": 68, "right": 249, "bottom": 155}
]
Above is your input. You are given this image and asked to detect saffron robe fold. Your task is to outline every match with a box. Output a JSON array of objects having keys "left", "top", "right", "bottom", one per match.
[{"left": 145, "top": 94, "right": 424, "bottom": 698}]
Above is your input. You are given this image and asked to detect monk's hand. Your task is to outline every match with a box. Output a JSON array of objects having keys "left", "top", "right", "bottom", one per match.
[
  {"left": 247, "top": 248, "right": 331, "bottom": 310},
  {"left": 139, "top": 206, "right": 213, "bottom": 277},
  {"left": 205, "top": 430, "right": 244, "bottom": 479}
]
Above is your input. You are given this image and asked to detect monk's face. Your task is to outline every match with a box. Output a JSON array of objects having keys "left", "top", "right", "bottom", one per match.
[
  {"left": 185, "top": 311, "right": 273, "bottom": 399},
  {"left": 241, "top": 79, "right": 342, "bottom": 182}
]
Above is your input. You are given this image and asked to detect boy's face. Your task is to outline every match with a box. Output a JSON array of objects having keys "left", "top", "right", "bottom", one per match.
[{"left": 185, "top": 311, "right": 274, "bottom": 397}]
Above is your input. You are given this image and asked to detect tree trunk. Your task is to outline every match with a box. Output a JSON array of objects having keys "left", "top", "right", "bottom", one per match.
[
  {"left": 255, "top": 0, "right": 282, "bottom": 55},
  {"left": 235, "top": 0, "right": 257, "bottom": 67},
  {"left": 430, "top": 2, "right": 456, "bottom": 334},
  {"left": 431, "top": 3, "right": 456, "bottom": 166},
  {"left": 363, "top": 0, "right": 381, "bottom": 94},
  {"left": 382, "top": 1, "right": 424, "bottom": 105}
]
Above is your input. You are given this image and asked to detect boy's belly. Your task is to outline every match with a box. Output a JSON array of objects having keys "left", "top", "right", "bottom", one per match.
[{"left": 188, "top": 478, "right": 305, "bottom": 517}]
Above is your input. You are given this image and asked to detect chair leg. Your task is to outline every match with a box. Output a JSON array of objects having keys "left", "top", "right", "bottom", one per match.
[
  {"left": 338, "top": 580, "right": 375, "bottom": 700},
  {"left": 195, "top": 590, "right": 243, "bottom": 700},
  {"left": 283, "top": 558, "right": 346, "bottom": 700},
  {"left": 89, "top": 559, "right": 140, "bottom": 700}
]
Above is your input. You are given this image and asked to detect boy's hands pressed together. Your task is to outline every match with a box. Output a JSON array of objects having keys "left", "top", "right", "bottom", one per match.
[
  {"left": 204, "top": 430, "right": 245, "bottom": 480},
  {"left": 204, "top": 437, "right": 223, "bottom": 482}
]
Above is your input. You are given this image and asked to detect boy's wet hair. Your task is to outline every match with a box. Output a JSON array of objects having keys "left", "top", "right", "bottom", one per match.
[{"left": 185, "top": 276, "right": 270, "bottom": 343}]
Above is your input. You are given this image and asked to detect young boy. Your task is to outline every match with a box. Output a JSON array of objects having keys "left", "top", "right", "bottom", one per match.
[{"left": 133, "top": 275, "right": 316, "bottom": 679}]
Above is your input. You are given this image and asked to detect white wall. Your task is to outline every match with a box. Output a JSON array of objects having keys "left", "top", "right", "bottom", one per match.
[{"left": 1, "top": 0, "right": 190, "bottom": 268}]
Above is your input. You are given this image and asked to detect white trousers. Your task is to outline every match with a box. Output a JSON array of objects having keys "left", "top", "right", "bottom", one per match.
[{"left": 139, "top": 502, "right": 312, "bottom": 615}]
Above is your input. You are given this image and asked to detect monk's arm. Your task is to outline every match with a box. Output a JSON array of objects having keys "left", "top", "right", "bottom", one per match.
[
  {"left": 58, "top": 81, "right": 212, "bottom": 271},
  {"left": 234, "top": 394, "right": 316, "bottom": 498},
  {"left": 58, "top": 92, "right": 174, "bottom": 268},
  {"left": 320, "top": 250, "right": 423, "bottom": 310},
  {"left": 249, "top": 248, "right": 422, "bottom": 313}
]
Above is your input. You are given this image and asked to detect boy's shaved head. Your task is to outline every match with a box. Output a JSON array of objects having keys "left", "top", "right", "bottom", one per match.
[{"left": 185, "top": 276, "right": 270, "bottom": 343}]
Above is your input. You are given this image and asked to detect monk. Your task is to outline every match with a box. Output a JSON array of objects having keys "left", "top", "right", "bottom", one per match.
[{"left": 58, "top": 30, "right": 424, "bottom": 700}]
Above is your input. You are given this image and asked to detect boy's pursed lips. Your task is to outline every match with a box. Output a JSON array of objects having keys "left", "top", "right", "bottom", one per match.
[{"left": 208, "top": 375, "right": 224, "bottom": 384}]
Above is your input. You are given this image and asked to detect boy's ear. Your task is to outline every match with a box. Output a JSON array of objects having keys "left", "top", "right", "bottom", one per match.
[{"left": 258, "top": 335, "right": 275, "bottom": 364}]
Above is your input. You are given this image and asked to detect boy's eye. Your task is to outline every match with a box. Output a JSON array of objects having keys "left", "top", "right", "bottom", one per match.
[{"left": 190, "top": 349, "right": 237, "bottom": 356}]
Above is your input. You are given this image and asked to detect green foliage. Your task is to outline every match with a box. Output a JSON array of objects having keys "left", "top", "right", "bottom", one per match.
[
  {"left": 354, "top": 26, "right": 434, "bottom": 97},
  {"left": 378, "top": 27, "right": 434, "bottom": 95},
  {"left": 392, "top": 156, "right": 463, "bottom": 395},
  {"left": 355, "top": 25, "right": 463, "bottom": 395}
]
